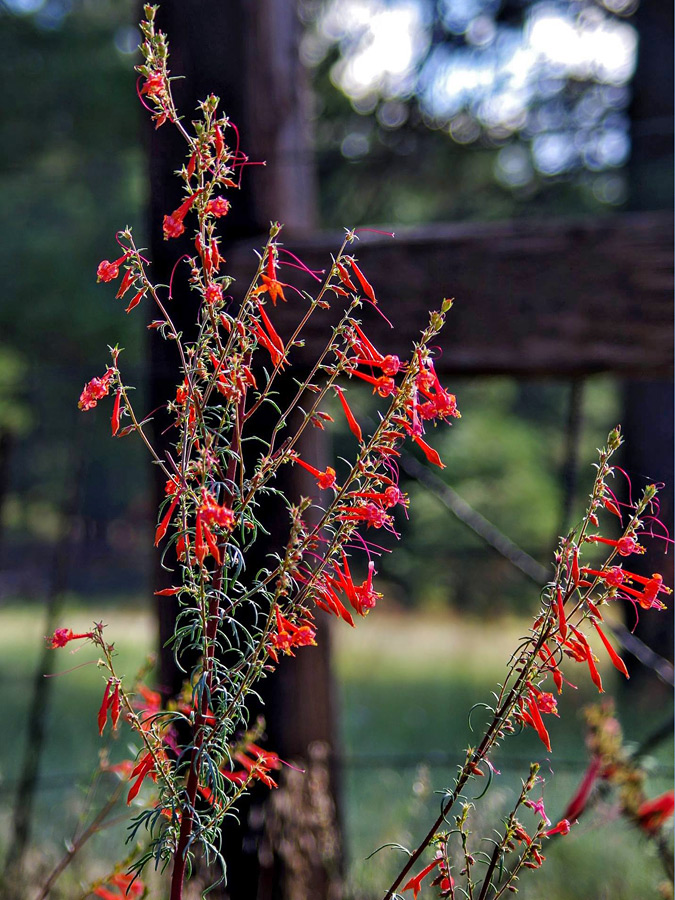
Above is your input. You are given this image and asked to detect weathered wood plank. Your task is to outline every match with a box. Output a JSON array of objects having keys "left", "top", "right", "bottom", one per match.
[{"left": 227, "top": 211, "right": 673, "bottom": 376}]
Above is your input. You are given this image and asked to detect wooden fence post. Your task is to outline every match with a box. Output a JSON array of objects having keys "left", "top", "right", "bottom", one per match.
[{"left": 146, "top": 3, "right": 340, "bottom": 897}]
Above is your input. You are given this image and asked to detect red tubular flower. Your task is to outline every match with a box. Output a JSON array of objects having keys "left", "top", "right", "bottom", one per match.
[
  {"left": 530, "top": 686, "right": 558, "bottom": 716},
  {"left": 587, "top": 534, "right": 643, "bottom": 556},
  {"left": 213, "top": 124, "right": 225, "bottom": 158},
  {"left": 291, "top": 453, "right": 337, "bottom": 490},
  {"left": 571, "top": 547, "right": 580, "bottom": 586},
  {"left": 194, "top": 513, "right": 207, "bottom": 565},
  {"left": 314, "top": 577, "right": 355, "bottom": 626},
  {"left": 115, "top": 268, "right": 135, "bottom": 299},
  {"left": 127, "top": 750, "right": 162, "bottom": 804},
  {"left": 205, "top": 282, "right": 223, "bottom": 305},
  {"left": 636, "top": 790, "right": 675, "bottom": 833},
  {"left": 402, "top": 859, "right": 441, "bottom": 899},
  {"left": 250, "top": 320, "right": 287, "bottom": 368},
  {"left": 225, "top": 742, "right": 284, "bottom": 790},
  {"left": 545, "top": 819, "right": 571, "bottom": 837},
  {"left": 48, "top": 628, "right": 94, "bottom": 649},
  {"left": 98, "top": 679, "right": 121, "bottom": 736},
  {"left": 349, "top": 259, "right": 377, "bottom": 303},
  {"left": 96, "top": 253, "right": 130, "bottom": 283},
  {"left": 347, "top": 368, "right": 397, "bottom": 397},
  {"left": 259, "top": 247, "right": 286, "bottom": 305},
  {"left": 411, "top": 433, "right": 445, "bottom": 469},
  {"left": 570, "top": 626, "right": 603, "bottom": 692},
  {"left": 269, "top": 608, "right": 316, "bottom": 660},
  {"left": 163, "top": 191, "right": 201, "bottom": 239},
  {"left": 154, "top": 495, "right": 180, "bottom": 546},
  {"left": 337, "top": 502, "right": 391, "bottom": 530},
  {"left": 334, "top": 386, "right": 362, "bottom": 442},
  {"left": 555, "top": 587, "right": 567, "bottom": 640},
  {"left": 584, "top": 567, "right": 670, "bottom": 610},
  {"left": 347, "top": 486, "right": 405, "bottom": 509},
  {"left": 111, "top": 391, "right": 122, "bottom": 436},
  {"left": 79, "top": 369, "right": 114, "bottom": 411},
  {"left": 206, "top": 196, "right": 230, "bottom": 217},
  {"left": 591, "top": 620, "right": 629, "bottom": 678},
  {"left": 330, "top": 551, "right": 381, "bottom": 616},
  {"left": 336, "top": 260, "right": 357, "bottom": 292},
  {"left": 563, "top": 756, "right": 603, "bottom": 822},
  {"left": 199, "top": 491, "right": 235, "bottom": 530},
  {"left": 255, "top": 300, "right": 285, "bottom": 355},
  {"left": 603, "top": 497, "right": 622, "bottom": 518},
  {"left": 141, "top": 71, "right": 165, "bottom": 96},
  {"left": 526, "top": 693, "right": 552, "bottom": 752},
  {"left": 125, "top": 288, "right": 146, "bottom": 313}
]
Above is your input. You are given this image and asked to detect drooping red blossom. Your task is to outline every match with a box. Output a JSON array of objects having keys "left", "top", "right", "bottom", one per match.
[
  {"left": 335, "top": 260, "right": 357, "bottom": 292},
  {"left": 334, "top": 386, "right": 362, "bottom": 442},
  {"left": 205, "top": 282, "right": 223, "bottom": 305},
  {"left": 257, "top": 247, "right": 286, "bottom": 305},
  {"left": 206, "top": 196, "right": 230, "bottom": 217},
  {"left": 411, "top": 433, "right": 445, "bottom": 469},
  {"left": 163, "top": 191, "right": 201, "bottom": 239},
  {"left": 329, "top": 551, "right": 382, "bottom": 617},
  {"left": 591, "top": 620, "right": 629, "bottom": 678},
  {"left": 98, "top": 678, "right": 121, "bottom": 736},
  {"left": 115, "top": 268, "right": 136, "bottom": 299},
  {"left": 111, "top": 391, "right": 122, "bottom": 436},
  {"left": 636, "top": 790, "right": 675, "bottom": 833},
  {"left": 127, "top": 748, "right": 166, "bottom": 804},
  {"left": 348, "top": 259, "right": 377, "bottom": 303},
  {"left": 526, "top": 692, "right": 552, "bottom": 752},
  {"left": 79, "top": 369, "right": 114, "bottom": 411},
  {"left": 563, "top": 756, "right": 603, "bottom": 822},
  {"left": 125, "top": 288, "right": 146, "bottom": 314},
  {"left": 154, "top": 495, "right": 180, "bottom": 547},
  {"left": 141, "top": 71, "right": 165, "bottom": 97},
  {"left": 221, "top": 742, "right": 284, "bottom": 790},
  {"left": 96, "top": 253, "right": 130, "bottom": 283}
]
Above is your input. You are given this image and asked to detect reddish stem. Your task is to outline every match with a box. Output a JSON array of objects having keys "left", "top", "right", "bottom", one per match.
[{"left": 169, "top": 393, "right": 245, "bottom": 900}]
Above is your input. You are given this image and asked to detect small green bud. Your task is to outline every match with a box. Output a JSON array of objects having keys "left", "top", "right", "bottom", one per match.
[{"left": 607, "top": 425, "right": 622, "bottom": 451}]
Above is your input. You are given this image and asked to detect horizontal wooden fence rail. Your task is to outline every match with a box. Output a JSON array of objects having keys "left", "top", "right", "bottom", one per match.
[{"left": 227, "top": 210, "right": 673, "bottom": 378}]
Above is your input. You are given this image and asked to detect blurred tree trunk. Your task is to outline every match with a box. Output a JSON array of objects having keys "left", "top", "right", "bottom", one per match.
[
  {"left": 623, "top": 0, "right": 674, "bottom": 693},
  {"left": 145, "top": 3, "right": 342, "bottom": 898}
]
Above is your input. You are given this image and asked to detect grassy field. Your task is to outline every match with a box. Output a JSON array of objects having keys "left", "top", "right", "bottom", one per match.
[{"left": 1, "top": 602, "right": 671, "bottom": 898}]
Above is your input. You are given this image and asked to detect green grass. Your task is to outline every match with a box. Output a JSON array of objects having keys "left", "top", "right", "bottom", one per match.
[{"left": 1, "top": 603, "right": 671, "bottom": 898}]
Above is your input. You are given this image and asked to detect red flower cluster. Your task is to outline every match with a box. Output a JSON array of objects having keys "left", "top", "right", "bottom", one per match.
[
  {"left": 98, "top": 678, "right": 121, "bottom": 736},
  {"left": 268, "top": 608, "right": 316, "bottom": 661},
  {"left": 222, "top": 742, "right": 283, "bottom": 790}
]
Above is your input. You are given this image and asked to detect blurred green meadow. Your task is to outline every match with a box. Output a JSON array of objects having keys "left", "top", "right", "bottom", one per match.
[{"left": 1, "top": 602, "right": 671, "bottom": 898}]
